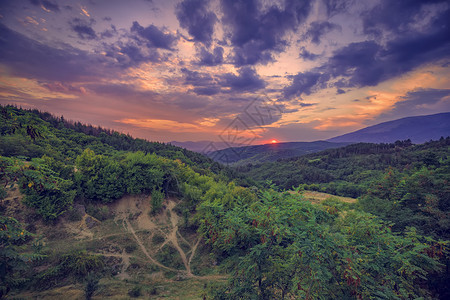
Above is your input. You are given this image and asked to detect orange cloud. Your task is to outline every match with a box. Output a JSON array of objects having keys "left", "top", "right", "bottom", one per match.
[
  {"left": 116, "top": 118, "right": 215, "bottom": 133},
  {"left": 80, "top": 7, "right": 90, "bottom": 17}
]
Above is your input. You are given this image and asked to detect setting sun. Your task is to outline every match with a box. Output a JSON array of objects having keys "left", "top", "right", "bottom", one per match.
[{"left": 271, "top": 139, "right": 278, "bottom": 144}]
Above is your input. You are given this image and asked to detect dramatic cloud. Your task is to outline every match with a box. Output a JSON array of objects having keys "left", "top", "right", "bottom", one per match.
[
  {"left": 131, "top": 21, "right": 177, "bottom": 50},
  {"left": 1, "top": 0, "right": 449, "bottom": 143},
  {"left": 176, "top": 0, "right": 217, "bottom": 46},
  {"left": 221, "top": 0, "right": 312, "bottom": 66},
  {"left": 362, "top": 0, "right": 447, "bottom": 36},
  {"left": 303, "top": 21, "right": 340, "bottom": 44},
  {"left": 299, "top": 47, "right": 320, "bottom": 61},
  {"left": 196, "top": 46, "right": 224, "bottom": 66},
  {"left": 220, "top": 66, "right": 266, "bottom": 92},
  {"left": 70, "top": 18, "right": 97, "bottom": 40},
  {"left": 0, "top": 24, "right": 104, "bottom": 82},
  {"left": 283, "top": 72, "right": 328, "bottom": 99},
  {"left": 181, "top": 68, "right": 221, "bottom": 95},
  {"left": 100, "top": 25, "right": 117, "bottom": 39}
]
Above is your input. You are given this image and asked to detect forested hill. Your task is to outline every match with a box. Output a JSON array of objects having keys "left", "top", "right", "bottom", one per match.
[
  {"left": 328, "top": 112, "right": 450, "bottom": 143},
  {"left": 236, "top": 138, "right": 450, "bottom": 198},
  {"left": 0, "top": 105, "right": 242, "bottom": 181}
]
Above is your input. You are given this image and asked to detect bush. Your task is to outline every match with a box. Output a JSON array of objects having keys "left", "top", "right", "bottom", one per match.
[
  {"left": 0, "top": 186, "right": 6, "bottom": 200},
  {"left": 86, "top": 204, "right": 111, "bottom": 221},
  {"left": 152, "top": 233, "right": 165, "bottom": 245},
  {"left": 151, "top": 188, "right": 165, "bottom": 214},
  {"left": 67, "top": 207, "right": 84, "bottom": 222},
  {"left": 124, "top": 243, "right": 137, "bottom": 254}
]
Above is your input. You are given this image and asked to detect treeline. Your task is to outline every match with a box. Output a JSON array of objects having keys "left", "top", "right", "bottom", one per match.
[
  {"left": 236, "top": 138, "right": 450, "bottom": 197},
  {"left": 0, "top": 105, "right": 253, "bottom": 185}
]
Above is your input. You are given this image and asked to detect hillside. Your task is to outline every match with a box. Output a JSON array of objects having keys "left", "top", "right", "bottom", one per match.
[
  {"left": 1, "top": 106, "right": 448, "bottom": 299},
  {"left": 207, "top": 140, "right": 350, "bottom": 165},
  {"left": 236, "top": 139, "right": 449, "bottom": 197},
  {"left": 328, "top": 112, "right": 450, "bottom": 143}
]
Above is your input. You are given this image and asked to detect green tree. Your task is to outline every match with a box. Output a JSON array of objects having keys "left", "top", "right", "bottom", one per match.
[{"left": 0, "top": 216, "right": 44, "bottom": 298}]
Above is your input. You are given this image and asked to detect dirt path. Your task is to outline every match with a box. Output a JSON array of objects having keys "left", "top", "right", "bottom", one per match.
[
  {"left": 123, "top": 218, "right": 178, "bottom": 272},
  {"left": 165, "top": 201, "right": 192, "bottom": 275},
  {"left": 110, "top": 195, "right": 202, "bottom": 278}
]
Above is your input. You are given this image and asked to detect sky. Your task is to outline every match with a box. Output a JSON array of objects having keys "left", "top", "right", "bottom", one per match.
[{"left": 0, "top": 0, "right": 449, "bottom": 146}]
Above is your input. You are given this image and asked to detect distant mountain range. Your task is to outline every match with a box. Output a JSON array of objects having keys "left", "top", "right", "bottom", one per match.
[
  {"left": 328, "top": 112, "right": 450, "bottom": 144},
  {"left": 173, "top": 112, "right": 450, "bottom": 165}
]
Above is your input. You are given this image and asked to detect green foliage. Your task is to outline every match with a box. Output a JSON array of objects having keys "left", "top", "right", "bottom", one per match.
[
  {"left": 359, "top": 165, "right": 450, "bottom": 239},
  {"left": 156, "top": 245, "right": 184, "bottom": 270},
  {"left": 34, "top": 250, "right": 104, "bottom": 290},
  {"left": 75, "top": 149, "right": 125, "bottom": 202},
  {"left": 19, "top": 158, "right": 76, "bottom": 220},
  {"left": 59, "top": 250, "right": 104, "bottom": 277},
  {"left": 200, "top": 190, "right": 444, "bottom": 299},
  {"left": 237, "top": 138, "right": 450, "bottom": 198},
  {"left": 0, "top": 216, "right": 44, "bottom": 298},
  {"left": 151, "top": 188, "right": 165, "bottom": 213}
]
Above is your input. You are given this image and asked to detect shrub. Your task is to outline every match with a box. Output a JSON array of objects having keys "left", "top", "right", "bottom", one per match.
[{"left": 151, "top": 188, "right": 165, "bottom": 214}]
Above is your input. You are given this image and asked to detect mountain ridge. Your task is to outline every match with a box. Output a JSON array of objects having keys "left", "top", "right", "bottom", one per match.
[{"left": 327, "top": 112, "right": 450, "bottom": 144}]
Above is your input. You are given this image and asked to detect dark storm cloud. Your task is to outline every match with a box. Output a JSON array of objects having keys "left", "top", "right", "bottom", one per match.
[
  {"left": 323, "top": 0, "right": 351, "bottom": 17},
  {"left": 70, "top": 18, "right": 97, "bottom": 40},
  {"left": 131, "top": 21, "right": 177, "bottom": 50},
  {"left": 102, "top": 41, "right": 164, "bottom": 69},
  {"left": 283, "top": 72, "right": 328, "bottom": 99},
  {"left": 181, "top": 66, "right": 266, "bottom": 94},
  {"left": 181, "top": 68, "right": 221, "bottom": 95},
  {"left": 175, "top": 0, "right": 217, "bottom": 46},
  {"left": 220, "top": 66, "right": 266, "bottom": 92},
  {"left": 328, "top": 20, "right": 450, "bottom": 88},
  {"left": 192, "top": 86, "right": 221, "bottom": 95},
  {"left": 284, "top": 1, "right": 450, "bottom": 99},
  {"left": 327, "top": 41, "right": 382, "bottom": 87},
  {"left": 29, "top": 0, "right": 60, "bottom": 12},
  {"left": 221, "top": 0, "right": 313, "bottom": 66},
  {"left": 362, "top": 0, "right": 447, "bottom": 36},
  {"left": 196, "top": 46, "right": 224, "bottom": 66},
  {"left": 0, "top": 23, "right": 105, "bottom": 82},
  {"left": 100, "top": 25, "right": 117, "bottom": 39},
  {"left": 303, "top": 21, "right": 340, "bottom": 44}
]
